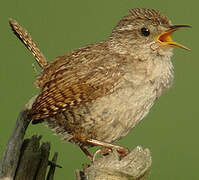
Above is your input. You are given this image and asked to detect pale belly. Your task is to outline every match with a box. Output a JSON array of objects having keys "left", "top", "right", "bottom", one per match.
[
  {"left": 87, "top": 82, "right": 158, "bottom": 143},
  {"left": 45, "top": 80, "right": 159, "bottom": 145}
]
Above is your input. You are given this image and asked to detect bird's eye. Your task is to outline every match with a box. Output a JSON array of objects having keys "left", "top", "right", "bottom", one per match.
[{"left": 141, "top": 27, "right": 150, "bottom": 36}]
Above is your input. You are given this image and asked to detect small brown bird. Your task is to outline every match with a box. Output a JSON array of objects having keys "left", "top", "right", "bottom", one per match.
[{"left": 9, "top": 8, "right": 190, "bottom": 160}]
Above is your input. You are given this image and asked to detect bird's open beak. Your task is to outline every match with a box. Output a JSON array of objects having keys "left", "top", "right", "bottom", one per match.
[{"left": 157, "top": 25, "right": 191, "bottom": 50}]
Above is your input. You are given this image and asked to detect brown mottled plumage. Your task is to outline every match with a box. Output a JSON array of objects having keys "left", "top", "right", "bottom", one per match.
[{"left": 9, "top": 8, "right": 190, "bottom": 159}]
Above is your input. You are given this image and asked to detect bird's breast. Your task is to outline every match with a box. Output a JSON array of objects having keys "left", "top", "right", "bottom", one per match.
[
  {"left": 44, "top": 57, "right": 174, "bottom": 145},
  {"left": 86, "top": 79, "right": 158, "bottom": 143},
  {"left": 82, "top": 57, "right": 174, "bottom": 143}
]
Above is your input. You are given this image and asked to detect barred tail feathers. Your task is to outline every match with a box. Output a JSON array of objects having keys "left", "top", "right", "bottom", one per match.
[{"left": 9, "top": 19, "right": 48, "bottom": 69}]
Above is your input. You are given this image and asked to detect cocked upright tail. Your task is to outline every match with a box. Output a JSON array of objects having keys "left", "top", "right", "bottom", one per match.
[{"left": 9, "top": 19, "right": 48, "bottom": 69}]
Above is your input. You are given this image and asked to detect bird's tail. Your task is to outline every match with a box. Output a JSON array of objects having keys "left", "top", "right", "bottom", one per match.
[{"left": 9, "top": 19, "right": 48, "bottom": 69}]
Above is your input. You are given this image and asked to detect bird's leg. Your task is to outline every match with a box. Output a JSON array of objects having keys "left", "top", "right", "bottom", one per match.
[
  {"left": 86, "top": 139, "right": 129, "bottom": 157},
  {"left": 79, "top": 146, "right": 93, "bottom": 162}
]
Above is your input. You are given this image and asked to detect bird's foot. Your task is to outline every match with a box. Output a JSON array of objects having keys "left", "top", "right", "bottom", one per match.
[
  {"left": 79, "top": 139, "right": 130, "bottom": 162},
  {"left": 86, "top": 139, "right": 130, "bottom": 160}
]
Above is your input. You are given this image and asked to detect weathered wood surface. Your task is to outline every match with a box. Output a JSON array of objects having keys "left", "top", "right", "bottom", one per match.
[
  {"left": 0, "top": 98, "right": 34, "bottom": 179},
  {"left": 14, "top": 136, "right": 50, "bottom": 180}
]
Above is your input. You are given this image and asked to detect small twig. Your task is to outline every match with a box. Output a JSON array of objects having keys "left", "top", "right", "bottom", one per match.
[{"left": 46, "top": 152, "right": 59, "bottom": 180}]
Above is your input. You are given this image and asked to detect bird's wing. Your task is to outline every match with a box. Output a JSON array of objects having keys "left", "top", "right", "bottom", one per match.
[{"left": 29, "top": 46, "right": 125, "bottom": 120}]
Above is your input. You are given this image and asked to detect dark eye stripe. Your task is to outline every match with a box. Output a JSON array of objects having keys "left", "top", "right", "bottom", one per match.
[{"left": 141, "top": 27, "right": 150, "bottom": 36}]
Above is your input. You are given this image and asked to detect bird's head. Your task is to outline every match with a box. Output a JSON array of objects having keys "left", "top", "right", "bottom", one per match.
[{"left": 109, "top": 8, "right": 191, "bottom": 59}]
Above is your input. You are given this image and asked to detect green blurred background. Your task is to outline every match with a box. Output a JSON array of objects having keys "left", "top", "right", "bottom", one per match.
[{"left": 0, "top": 0, "right": 198, "bottom": 179}]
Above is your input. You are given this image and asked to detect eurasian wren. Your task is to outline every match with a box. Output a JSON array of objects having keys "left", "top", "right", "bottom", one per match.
[{"left": 9, "top": 8, "right": 190, "bottom": 159}]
